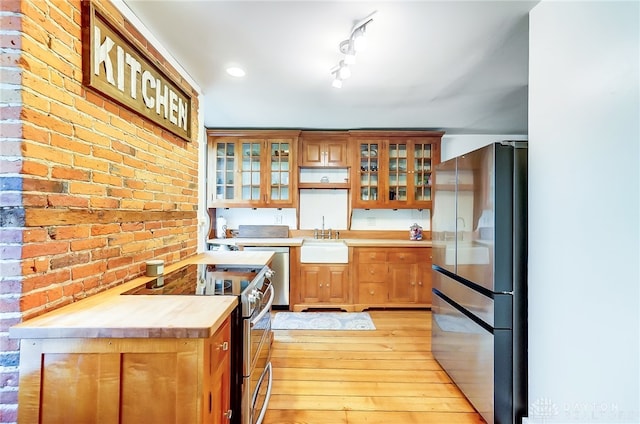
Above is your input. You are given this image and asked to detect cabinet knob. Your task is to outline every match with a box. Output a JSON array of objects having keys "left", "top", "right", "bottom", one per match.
[
  {"left": 410, "top": 281, "right": 416, "bottom": 286},
  {"left": 369, "top": 290, "right": 375, "bottom": 296},
  {"left": 218, "top": 341, "right": 229, "bottom": 351},
  {"left": 418, "top": 281, "right": 423, "bottom": 286}
]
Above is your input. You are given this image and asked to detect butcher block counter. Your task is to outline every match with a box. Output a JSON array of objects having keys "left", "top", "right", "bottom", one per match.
[
  {"left": 209, "top": 237, "right": 431, "bottom": 248},
  {"left": 10, "top": 250, "right": 273, "bottom": 339},
  {"left": 10, "top": 250, "right": 273, "bottom": 424}
]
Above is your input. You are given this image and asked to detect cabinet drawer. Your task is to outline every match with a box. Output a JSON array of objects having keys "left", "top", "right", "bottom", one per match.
[
  {"left": 358, "top": 283, "right": 387, "bottom": 304},
  {"left": 357, "top": 249, "right": 387, "bottom": 263},
  {"left": 358, "top": 263, "right": 387, "bottom": 282},
  {"left": 388, "top": 251, "right": 418, "bottom": 263}
]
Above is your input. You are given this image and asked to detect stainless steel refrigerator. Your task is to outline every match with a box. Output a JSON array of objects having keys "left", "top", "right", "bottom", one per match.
[{"left": 431, "top": 142, "right": 527, "bottom": 424}]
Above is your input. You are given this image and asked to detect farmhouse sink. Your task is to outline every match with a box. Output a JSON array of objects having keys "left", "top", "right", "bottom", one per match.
[{"left": 300, "top": 239, "right": 349, "bottom": 264}]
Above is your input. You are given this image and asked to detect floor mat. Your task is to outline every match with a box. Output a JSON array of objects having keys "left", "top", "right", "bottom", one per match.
[{"left": 271, "top": 312, "right": 376, "bottom": 330}]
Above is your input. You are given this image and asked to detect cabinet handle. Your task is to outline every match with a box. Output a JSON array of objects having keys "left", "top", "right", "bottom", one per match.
[
  {"left": 218, "top": 341, "right": 229, "bottom": 351},
  {"left": 224, "top": 410, "right": 233, "bottom": 420},
  {"left": 209, "top": 392, "right": 212, "bottom": 413}
]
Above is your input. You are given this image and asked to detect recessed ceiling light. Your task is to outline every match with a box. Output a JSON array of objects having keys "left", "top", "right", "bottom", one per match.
[{"left": 226, "top": 66, "right": 246, "bottom": 78}]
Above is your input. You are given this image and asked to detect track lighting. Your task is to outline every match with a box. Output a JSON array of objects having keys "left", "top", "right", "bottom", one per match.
[{"left": 331, "top": 11, "right": 377, "bottom": 88}]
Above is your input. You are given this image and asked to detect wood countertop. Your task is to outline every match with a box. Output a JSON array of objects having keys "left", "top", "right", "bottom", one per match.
[
  {"left": 207, "top": 238, "right": 431, "bottom": 248},
  {"left": 10, "top": 251, "right": 274, "bottom": 340}
]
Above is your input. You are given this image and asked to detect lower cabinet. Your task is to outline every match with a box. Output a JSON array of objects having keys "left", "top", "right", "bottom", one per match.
[
  {"left": 354, "top": 247, "right": 432, "bottom": 311},
  {"left": 295, "top": 264, "right": 351, "bottom": 311},
  {"left": 16, "top": 317, "right": 232, "bottom": 424}
]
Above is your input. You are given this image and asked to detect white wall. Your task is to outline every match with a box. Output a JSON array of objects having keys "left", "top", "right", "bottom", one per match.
[
  {"left": 442, "top": 134, "right": 527, "bottom": 161},
  {"left": 527, "top": 2, "right": 639, "bottom": 423}
]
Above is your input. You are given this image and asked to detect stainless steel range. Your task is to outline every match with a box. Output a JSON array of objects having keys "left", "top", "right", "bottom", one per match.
[{"left": 124, "top": 263, "right": 275, "bottom": 424}]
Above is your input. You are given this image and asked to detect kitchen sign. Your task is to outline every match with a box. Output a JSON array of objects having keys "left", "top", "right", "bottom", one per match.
[{"left": 82, "top": 2, "right": 192, "bottom": 142}]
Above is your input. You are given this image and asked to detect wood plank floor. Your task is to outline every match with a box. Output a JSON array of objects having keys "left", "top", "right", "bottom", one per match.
[{"left": 264, "top": 309, "right": 486, "bottom": 424}]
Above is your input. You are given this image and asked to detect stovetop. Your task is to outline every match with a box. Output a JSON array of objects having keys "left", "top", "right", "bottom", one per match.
[{"left": 122, "top": 263, "right": 263, "bottom": 296}]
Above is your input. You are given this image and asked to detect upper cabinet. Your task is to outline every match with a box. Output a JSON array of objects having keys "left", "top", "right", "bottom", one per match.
[
  {"left": 350, "top": 131, "right": 442, "bottom": 209},
  {"left": 207, "top": 130, "right": 300, "bottom": 208},
  {"left": 299, "top": 131, "right": 349, "bottom": 168}
]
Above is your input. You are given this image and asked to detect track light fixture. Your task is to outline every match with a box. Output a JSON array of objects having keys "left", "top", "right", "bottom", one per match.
[{"left": 331, "top": 11, "right": 377, "bottom": 89}]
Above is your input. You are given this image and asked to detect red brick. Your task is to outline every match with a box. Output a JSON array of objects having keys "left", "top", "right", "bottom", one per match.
[
  {"left": 51, "top": 166, "right": 90, "bottom": 181},
  {"left": 72, "top": 262, "right": 106, "bottom": 280},
  {"left": 48, "top": 226, "right": 90, "bottom": 240},
  {"left": 70, "top": 237, "right": 106, "bottom": 251},
  {"left": 22, "top": 241, "right": 68, "bottom": 258},
  {"left": 91, "top": 247, "right": 120, "bottom": 261},
  {"left": 47, "top": 194, "right": 89, "bottom": 208}
]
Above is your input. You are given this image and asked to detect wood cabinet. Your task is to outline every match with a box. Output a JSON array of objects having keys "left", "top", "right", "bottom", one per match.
[
  {"left": 295, "top": 264, "right": 351, "bottom": 311},
  {"left": 350, "top": 131, "right": 442, "bottom": 209},
  {"left": 299, "top": 131, "right": 349, "bottom": 167},
  {"left": 354, "top": 247, "right": 432, "bottom": 311},
  {"left": 207, "top": 130, "right": 300, "bottom": 207},
  {"left": 16, "top": 317, "right": 233, "bottom": 424}
]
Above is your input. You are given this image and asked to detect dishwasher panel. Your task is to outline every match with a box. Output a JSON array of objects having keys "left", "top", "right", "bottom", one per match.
[{"left": 243, "top": 246, "right": 289, "bottom": 307}]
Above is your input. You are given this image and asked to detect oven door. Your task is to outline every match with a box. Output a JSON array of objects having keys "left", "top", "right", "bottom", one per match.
[{"left": 242, "top": 283, "right": 273, "bottom": 424}]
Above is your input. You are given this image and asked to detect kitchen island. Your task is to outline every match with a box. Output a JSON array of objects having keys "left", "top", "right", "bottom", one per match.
[{"left": 10, "top": 250, "right": 274, "bottom": 424}]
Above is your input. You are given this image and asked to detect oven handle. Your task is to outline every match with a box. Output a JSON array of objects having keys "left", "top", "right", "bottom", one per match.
[
  {"left": 250, "top": 284, "right": 274, "bottom": 328},
  {"left": 252, "top": 362, "right": 273, "bottom": 424}
]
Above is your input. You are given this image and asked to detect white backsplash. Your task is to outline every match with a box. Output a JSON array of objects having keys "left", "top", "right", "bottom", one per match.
[
  {"left": 299, "top": 189, "right": 348, "bottom": 230},
  {"left": 215, "top": 208, "right": 297, "bottom": 231},
  {"left": 215, "top": 191, "right": 432, "bottom": 233},
  {"left": 351, "top": 208, "right": 430, "bottom": 231}
]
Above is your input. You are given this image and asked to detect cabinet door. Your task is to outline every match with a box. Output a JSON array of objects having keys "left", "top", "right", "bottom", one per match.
[
  {"left": 325, "top": 265, "right": 349, "bottom": 303},
  {"left": 267, "top": 139, "right": 295, "bottom": 207},
  {"left": 388, "top": 250, "right": 419, "bottom": 303},
  {"left": 353, "top": 138, "right": 384, "bottom": 208},
  {"left": 300, "top": 265, "right": 323, "bottom": 303},
  {"left": 301, "top": 140, "right": 324, "bottom": 166},
  {"left": 387, "top": 140, "right": 410, "bottom": 207},
  {"left": 205, "top": 319, "right": 232, "bottom": 424},
  {"left": 325, "top": 140, "right": 348, "bottom": 167},
  {"left": 209, "top": 139, "right": 240, "bottom": 206}
]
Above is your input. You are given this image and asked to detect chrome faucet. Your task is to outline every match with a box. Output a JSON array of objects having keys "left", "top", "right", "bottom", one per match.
[{"left": 314, "top": 215, "right": 335, "bottom": 239}]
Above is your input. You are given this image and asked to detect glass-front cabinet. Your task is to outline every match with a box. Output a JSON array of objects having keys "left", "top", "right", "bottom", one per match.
[
  {"left": 351, "top": 131, "right": 442, "bottom": 209},
  {"left": 207, "top": 130, "right": 299, "bottom": 208}
]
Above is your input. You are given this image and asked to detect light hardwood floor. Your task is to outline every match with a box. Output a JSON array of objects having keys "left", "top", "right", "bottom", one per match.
[{"left": 264, "top": 309, "right": 485, "bottom": 424}]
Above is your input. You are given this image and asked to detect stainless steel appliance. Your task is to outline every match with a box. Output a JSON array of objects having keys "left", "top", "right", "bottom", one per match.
[
  {"left": 238, "top": 225, "right": 290, "bottom": 309},
  {"left": 243, "top": 246, "right": 289, "bottom": 308},
  {"left": 123, "top": 263, "right": 275, "bottom": 424},
  {"left": 431, "top": 142, "right": 527, "bottom": 424}
]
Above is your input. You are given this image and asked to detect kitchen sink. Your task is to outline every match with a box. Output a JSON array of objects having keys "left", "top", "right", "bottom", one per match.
[{"left": 300, "top": 239, "right": 349, "bottom": 263}]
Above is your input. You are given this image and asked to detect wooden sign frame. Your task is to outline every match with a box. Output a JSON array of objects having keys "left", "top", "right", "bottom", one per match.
[{"left": 82, "top": 1, "right": 193, "bottom": 142}]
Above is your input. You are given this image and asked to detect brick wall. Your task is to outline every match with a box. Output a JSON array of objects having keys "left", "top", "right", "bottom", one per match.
[{"left": 0, "top": 0, "right": 200, "bottom": 421}]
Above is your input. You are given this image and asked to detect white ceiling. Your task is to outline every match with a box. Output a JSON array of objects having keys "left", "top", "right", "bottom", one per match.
[{"left": 122, "top": 1, "right": 538, "bottom": 134}]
